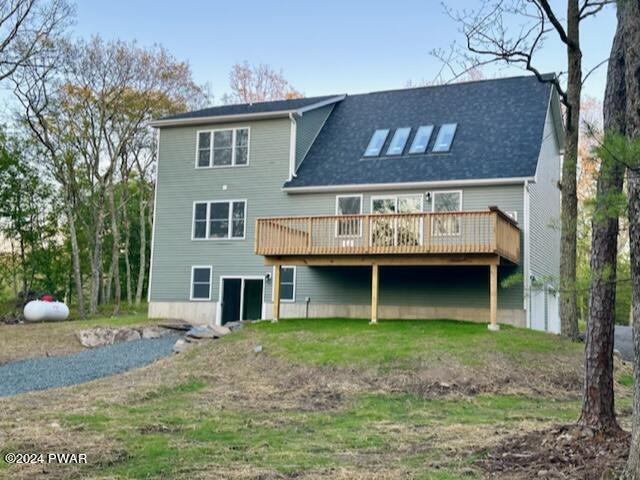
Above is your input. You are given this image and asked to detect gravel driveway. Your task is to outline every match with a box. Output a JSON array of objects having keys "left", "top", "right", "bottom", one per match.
[{"left": 0, "top": 334, "right": 179, "bottom": 397}]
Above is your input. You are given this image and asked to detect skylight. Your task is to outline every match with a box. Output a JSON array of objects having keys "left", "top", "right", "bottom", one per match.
[
  {"left": 363, "top": 129, "right": 390, "bottom": 157},
  {"left": 408, "top": 125, "right": 434, "bottom": 154},
  {"left": 386, "top": 128, "right": 411, "bottom": 156},
  {"left": 432, "top": 124, "right": 457, "bottom": 152}
]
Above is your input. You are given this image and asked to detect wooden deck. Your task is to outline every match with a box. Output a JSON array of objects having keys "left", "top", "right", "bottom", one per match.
[{"left": 255, "top": 207, "right": 520, "bottom": 264}]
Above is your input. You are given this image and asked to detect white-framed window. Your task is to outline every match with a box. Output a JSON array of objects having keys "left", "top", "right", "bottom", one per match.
[
  {"left": 370, "top": 194, "right": 423, "bottom": 246},
  {"left": 192, "top": 200, "right": 246, "bottom": 240},
  {"left": 274, "top": 266, "right": 296, "bottom": 302},
  {"left": 190, "top": 266, "right": 212, "bottom": 300},
  {"left": 431, "top": 190, "right": 462, "bottom": 236},
  {"left": 195, "top": 127, "right": 250, "bottom": 168},
  {"left": 335, "top": 194, "right": 363, "bottom": 237}
]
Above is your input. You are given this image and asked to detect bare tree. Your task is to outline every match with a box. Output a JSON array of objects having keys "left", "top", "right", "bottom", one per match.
[
  {"left": 0, "top": 0, "right": 71, "bottom": 82},
  {"left": 579, "top": 1, "right": 626, "bottom": 433},
  {"left": 221, "top": 61, "right": 302, "bottom": 104},
  {"left": 442, "top": 0, "right": 612, "bottom": 339}
]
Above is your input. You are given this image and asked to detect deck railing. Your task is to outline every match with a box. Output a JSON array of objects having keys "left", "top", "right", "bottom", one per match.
[{"left": 255, "top": 207, "right": 520, "bottom": 263}]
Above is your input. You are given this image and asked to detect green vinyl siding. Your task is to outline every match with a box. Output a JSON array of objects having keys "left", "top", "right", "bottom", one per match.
[
  {"left": 151, "top": 116, "right": 525, "bottom": 312},
  {"left": 529, "top": 102, "right": 561, "bottom": 285}
]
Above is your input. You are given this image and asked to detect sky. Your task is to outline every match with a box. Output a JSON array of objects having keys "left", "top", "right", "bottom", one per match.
[{"left": 70, "top": 0, "right": 616, "bottom": 103}]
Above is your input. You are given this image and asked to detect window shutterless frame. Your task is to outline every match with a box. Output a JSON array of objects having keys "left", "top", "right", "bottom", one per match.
[
  {"left": 191, "top": 199, "right": 247, "bottom": 241},
  {"left": 190, "top": 265, "right": 212, "bottom": 301},
  {"left": 430, "top": 190, "right": 463, "bottom": 237},
  {"left": 272, "top": 266, "right": 296, "bottom": 303},
  {"left": 194, "top": 127, "right": 251, "bottom": 169},
  {"left": 335, "top": 194, "right": 363, "bottom": 238}
]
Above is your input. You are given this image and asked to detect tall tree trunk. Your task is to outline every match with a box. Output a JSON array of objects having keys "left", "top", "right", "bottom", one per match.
[
  {"left": 107, "top": 183, "right": 121, "bottom": 315},
  {"left": 89, "top": 197, "right": 106, "bottom": 315},
  {"left": 123, "top": 211, "right": 132, "bottom": 305},
  {"left": 623, "top": 1, "right": 640, "bottom": 477},
  {"left": 135, "top": 187, "right": 148, "bottom": 305},
  {"left": 559, "top": 0, "right": 582, "bottom": 340},
  {"left": 66, "top": 202, "right": 85, "bottom": 318},
  {"left": 580, "top": 11, "right": 626, "bottom": 431}
]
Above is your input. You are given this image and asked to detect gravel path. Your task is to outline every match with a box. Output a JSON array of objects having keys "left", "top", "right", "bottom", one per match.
[{"left": 0, "top": 334, "right": 179, "bottom": 397}]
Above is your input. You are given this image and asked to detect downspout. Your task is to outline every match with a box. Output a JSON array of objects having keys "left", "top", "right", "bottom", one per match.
[
  {"left": 523, "top": 179, "right": 531, "bottom": 328},
  {"left": 288, "top": 112, "right": 298, "bottom": 180}
]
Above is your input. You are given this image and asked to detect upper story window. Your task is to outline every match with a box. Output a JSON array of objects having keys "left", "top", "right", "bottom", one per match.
[
  {"left": 432, "top": 190, "right": 462, "bottom": 236},
  {"left": 363, "top": 129, "right": 390, "bottom": 157},
  {"left": 336, "top": 194, "right": 363, "bottom": 237},
  {"left": 386, "top": 128, "right": 411, "bottom": 156},
  {"left": 193, "top": 200, "right": 246, "bottom": 240},
  {"left": 409, "top": 125, "right": 434, "bottom": 154},
  {"left": 196, "top": 127, "right": 250, "bottom": 168},
  {"left": 432, "top": 124, "right": 457, "bottom": 153}
]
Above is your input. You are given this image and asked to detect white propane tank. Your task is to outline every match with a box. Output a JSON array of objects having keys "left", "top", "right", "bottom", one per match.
[{"left": 23, "top": 300, "right": 70, "bottom": 322}]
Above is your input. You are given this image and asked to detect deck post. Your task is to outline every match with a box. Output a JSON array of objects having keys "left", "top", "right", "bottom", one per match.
[
  {"left": 272, "top": 264, "right": 281, "bottom": 323},
  {"left": 488, "top": 264, "right": 499, "bottom": 331},
  {"left": 370, "top": 263, "right": 379, "bottom": 325}
]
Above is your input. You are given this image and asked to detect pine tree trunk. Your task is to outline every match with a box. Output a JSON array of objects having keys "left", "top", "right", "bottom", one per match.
[
  {"left": 135, "top": 191, "right": 147, "bottom": 305},
  {"left": 559, "top": 0, "right": 582, "bottom": 340},
  {"left": 580, "top": 12, "right": 626, "bottom": 430},
  {"left": 107, "top": 183, "right": 121, "bottom": 315},
  {"left": 623, "top": 0, "right": 640, "bottom": 477}
]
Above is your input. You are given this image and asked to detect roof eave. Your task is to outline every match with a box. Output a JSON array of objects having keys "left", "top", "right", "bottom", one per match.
[
  {"left": 282, "top": 177, "right": 536, "bottom": 194},
  {"left": 149, "top": 95, "right": 346, "bottom": 128}
]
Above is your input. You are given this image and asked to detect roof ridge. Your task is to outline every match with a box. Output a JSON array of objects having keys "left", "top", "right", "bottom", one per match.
[{"left": 346, "top": 72, "right": 557, "bottom": 98}]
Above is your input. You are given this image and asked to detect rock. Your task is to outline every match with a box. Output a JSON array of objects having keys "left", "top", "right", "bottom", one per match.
[
  {"left": 211, "top": 325, "right": 231, "bottom": 337},
  {"left": 537, "top": 470, "right": 548, "bottom": 477},
  {"left": 172, "top": 338, "right": 190, "bottom": 354},
  {"left": 114, "top": 328, "right": 141, "bottom": 343},
  {"left": 254, "top": 345, "right": 263, "bottom": 353},
  {"left": 158, "top": 320, "right": 193, "bottom": 331},
  {"left": 141, "top": 326, "right": 169, "bottom": 339},
  {"left": 77, "top": 327, "right": 116, "bottom": 348},
  {"left": 225, "top": 321, "right": 244, "bottom": 332},
  {"left": 186, "top": 326, "right": 216, "bottom": 339}
]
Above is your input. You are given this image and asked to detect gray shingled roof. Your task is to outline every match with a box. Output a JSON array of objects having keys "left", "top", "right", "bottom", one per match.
[
  {"left": 162, "top": 95, "right": 339, "bottom": 120},
  {"left": 285, "top": 75, "right": 556, "bottom": 189}
]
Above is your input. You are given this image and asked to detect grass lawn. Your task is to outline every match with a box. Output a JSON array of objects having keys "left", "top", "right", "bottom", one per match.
[{"left": 0, "top": 317, "right": 633, "bottom": 479}]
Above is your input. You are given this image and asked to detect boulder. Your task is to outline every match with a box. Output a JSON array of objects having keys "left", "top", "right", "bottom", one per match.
[
  {"left": 172, "top": 338, "right": 190, "bottom": 354},
  {"left": 141, "top": 326, "right": 170, "bottom": 339},
  {"left": 77, "top": 327, "right": 116, "bottom": 348},
  {"left": 186, "top": 326, "right": 216, "bottom": 339},
  {"left": 210, "top": 325, "right": 231, "bottom": 337},
  {"left": 224, "top": 321, "right": 244, "bottom": 332},
  {"left": 114, "top": 328, "right": 141, "bottom": 343}
]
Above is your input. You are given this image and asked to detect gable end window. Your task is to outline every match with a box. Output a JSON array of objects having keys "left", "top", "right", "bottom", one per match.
[
  {"left": 195, "top": 127, "right": 250, "bottom": 168},
  {"left": 193, "top": 200, "right": 246, "bottom": 240},
  {"left": 191, "top": 266, "right": 212, "bottom": 300}
]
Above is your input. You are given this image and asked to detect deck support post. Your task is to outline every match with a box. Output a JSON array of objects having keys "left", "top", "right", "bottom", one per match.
[
  {"left": 370, "top": 263, "right": 379, "bottom": 325},
  {"left": 272, "top": 264, "right": 281, "bottom": 323},
  {"left": 488, "top": 264, "right": 500, "bottom": 331}
]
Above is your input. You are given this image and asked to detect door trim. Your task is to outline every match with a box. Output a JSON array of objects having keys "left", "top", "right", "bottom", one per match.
[{"left": 216, "top": 275, "right": 266, "bottom": 326}]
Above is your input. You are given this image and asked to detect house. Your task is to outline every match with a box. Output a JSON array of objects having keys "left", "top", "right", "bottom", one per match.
[{"left": 147, "top": 74, "right": 564, "bottom": 333}]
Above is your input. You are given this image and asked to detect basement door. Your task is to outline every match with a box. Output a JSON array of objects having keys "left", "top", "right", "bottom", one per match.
[{"left": 220, "top": 277, "right": 264, "bottom": 325}]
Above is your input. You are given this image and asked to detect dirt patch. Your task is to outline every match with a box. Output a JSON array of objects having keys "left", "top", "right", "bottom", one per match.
[{"left": 476, "top": 424, "right": 631, "bottom": 479}]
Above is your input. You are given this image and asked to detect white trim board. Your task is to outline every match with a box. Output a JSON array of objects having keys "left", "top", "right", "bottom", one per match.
[{"left": 283, "top": 177, "right": 534, "bottom": 194}]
